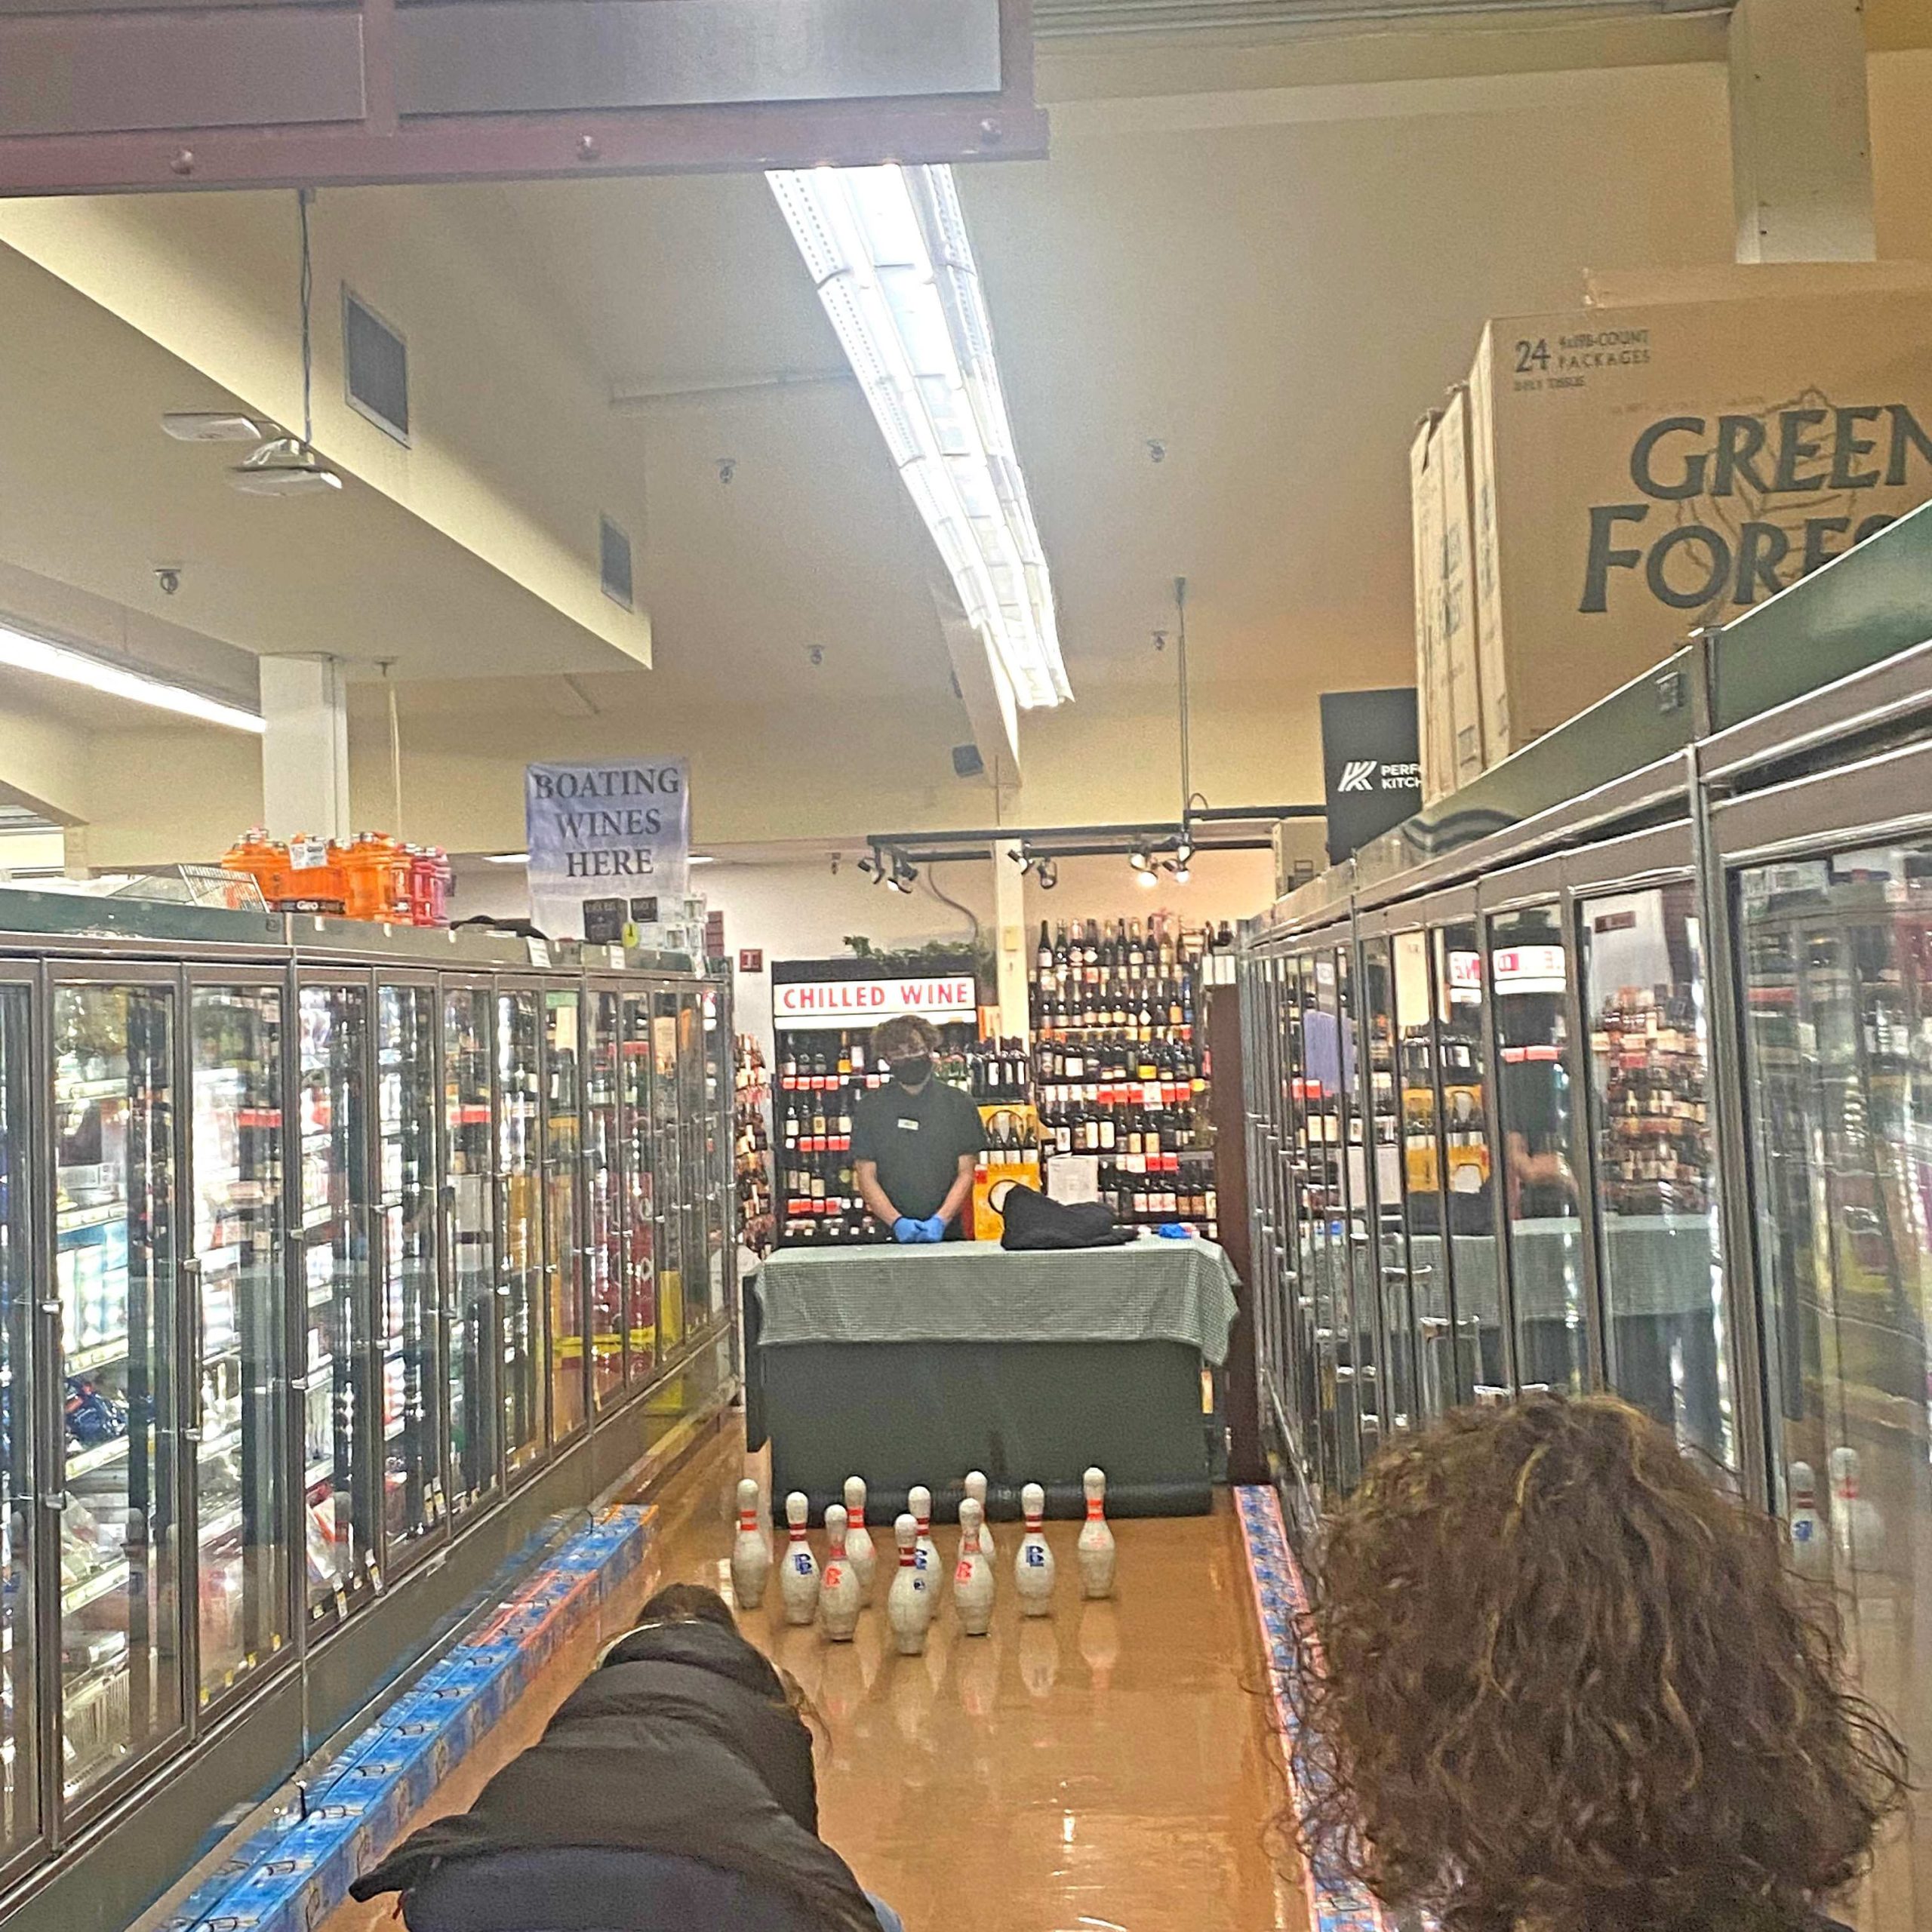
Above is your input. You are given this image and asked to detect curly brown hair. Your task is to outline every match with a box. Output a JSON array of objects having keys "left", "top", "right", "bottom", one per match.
[{"left": 1292, "top": 1396, "right": 1907, "bottom": 1932}]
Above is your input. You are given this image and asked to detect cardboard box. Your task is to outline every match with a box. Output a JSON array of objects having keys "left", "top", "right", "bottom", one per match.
[
  {"left": 1409, "top": 412, "right": 1452, "bottom": 802},
  {"left": 1437, "top": 385, "right": 1489, "bottom": 786},
  {"left": 1458, "top": 284, "right": 1932, "bottom": 763}
]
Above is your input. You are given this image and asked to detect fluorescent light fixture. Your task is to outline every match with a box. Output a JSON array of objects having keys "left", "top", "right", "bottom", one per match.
[
  {"left": 229, "top": 436, "right": 343, "bottom": 498},
  {"left": 768, "top": 164, "right": 1069, "bottom": 710},
  {"left": 689, "top": 854, "right": 716, "bottom": 866},
  {"left": 0, "top": 623, "right": 264, "bottom": 734}
]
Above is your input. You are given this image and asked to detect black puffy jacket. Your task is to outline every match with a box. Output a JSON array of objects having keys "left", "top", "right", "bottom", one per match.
[{"left": 350, "top": 1620, "right": 880, "bottom": 1932}]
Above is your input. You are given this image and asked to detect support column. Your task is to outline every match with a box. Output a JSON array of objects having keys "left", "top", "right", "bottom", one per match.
[
  {"left": 260, "top": 655, "right": 351, "bottom": 841},
  {"left": 1729, "top": 0, "right": 1875, "bottom": 263},
  {"left": 992, "top": 838, "right": 1029, "bottom": 1041}
]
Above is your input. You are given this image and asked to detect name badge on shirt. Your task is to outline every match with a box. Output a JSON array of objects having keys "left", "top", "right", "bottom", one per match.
[{"left": 897, "top": 1117, "right": 920, "bottom": 1131}]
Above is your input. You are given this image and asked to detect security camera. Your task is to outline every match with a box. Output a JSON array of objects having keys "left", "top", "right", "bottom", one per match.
[{"left": 154, "top": 565, "right": 183, "bottom": 596}]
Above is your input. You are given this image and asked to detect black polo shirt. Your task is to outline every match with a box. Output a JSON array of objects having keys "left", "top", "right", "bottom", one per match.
[{"left": 851, "top": 1077, "right": 984, "bottom": 1221}]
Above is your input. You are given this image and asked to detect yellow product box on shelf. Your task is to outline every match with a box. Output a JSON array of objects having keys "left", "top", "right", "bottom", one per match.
[{"left": 971, "top": 1102, "right": 1042, "bottom": 1242}]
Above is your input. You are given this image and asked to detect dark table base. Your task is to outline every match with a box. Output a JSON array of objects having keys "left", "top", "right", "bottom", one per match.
[{"left": 749, "top": 1331, "right": 1214, "bottom": 1523}]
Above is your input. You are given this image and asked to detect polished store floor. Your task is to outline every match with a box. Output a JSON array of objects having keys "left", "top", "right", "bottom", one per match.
[{"left": 318, "top": 1420, "right": 1304, "bottom": 1932}]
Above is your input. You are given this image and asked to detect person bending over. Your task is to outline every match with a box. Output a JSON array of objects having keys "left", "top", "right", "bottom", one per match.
[
  {"left": 852, "top": 1015, "right": 981, "bottom": 1244},
  {"left": 1294, "top": 1395, "right": 1906, "bottom": 1932},
  {"left": 352, "top": 1583, "right": 897, "bottom": 1932}
]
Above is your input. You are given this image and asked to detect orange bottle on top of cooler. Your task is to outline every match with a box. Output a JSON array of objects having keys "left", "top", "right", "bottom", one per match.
[
  {"left": 282, "top": 833, "right": 347, "bottom": 909},
  {"left": 220, "top": 828, "right": 291, "bottom": 908},
  {"left": 337, "top": 832, "right": 413, "bottom": 922}
]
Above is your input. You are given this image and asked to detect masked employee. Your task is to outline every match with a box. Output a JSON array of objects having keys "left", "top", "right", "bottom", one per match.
[{"left": 853, "top": 1017, "right": 983, "bottom": 1244}]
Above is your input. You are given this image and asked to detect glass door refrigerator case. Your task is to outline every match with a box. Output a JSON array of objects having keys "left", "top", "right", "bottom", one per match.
[
  {"left": 620, "top": 992, "right": 657, "bottom": 1381},
  {"left": 186, "top": 977, "right": 292, "bottom": 1709},
  {"left": 0, "top": 974, "right": 35, "bottom": 1873},
  {"left": 495, "top": 987, "right": 545, "bottom": 1481},
  {"left": 376, "top": 979, "right": 442, "bottom": 1567},
  {"left": 51, "top": 971, "right": 184, "bottom": 1810},
  {"left": 543, "top": 989, "right": 586, "bottom": 1443},
  {"left": 441, "top": 984, "right": 499, "bottom": 1515},
  {"left": 294, "top": 979, "right": 375, "bottom": 1632}
]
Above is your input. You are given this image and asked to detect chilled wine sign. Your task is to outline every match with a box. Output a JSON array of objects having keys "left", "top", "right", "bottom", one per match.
[{"left": 525, "top": 757, "right": 689, "bottom": 939}]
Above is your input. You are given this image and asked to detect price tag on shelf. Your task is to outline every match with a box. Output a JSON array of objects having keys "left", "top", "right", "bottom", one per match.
[
  {"left": 334, "top": 1585, "right": 349, "bottom": 1621},
  {"left": 288, "top": 836, "right": 330, "bottom": 871},
  {"left": 1142, "top": 1081, "right": 1164, "bottom": 1109}
]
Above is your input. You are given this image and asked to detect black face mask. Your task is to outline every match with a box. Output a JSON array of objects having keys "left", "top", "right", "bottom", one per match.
[{"left": 890, "top": 1054, "right": 934, "bottom": 1089}]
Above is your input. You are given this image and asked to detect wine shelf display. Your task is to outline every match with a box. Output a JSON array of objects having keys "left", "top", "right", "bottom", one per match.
[{"left": 1029, "top": 915, "right": 1229, "bottom": 1238}]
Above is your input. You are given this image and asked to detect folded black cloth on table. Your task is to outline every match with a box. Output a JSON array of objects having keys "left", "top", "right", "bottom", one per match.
[{"left": 998, "top": 1184, "right": 1137, "bottom": 1251}]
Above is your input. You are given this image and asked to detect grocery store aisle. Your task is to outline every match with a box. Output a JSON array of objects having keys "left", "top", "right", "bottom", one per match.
[{"left": 313, "top": 1423, "right": 1302, "bottom": 1932}]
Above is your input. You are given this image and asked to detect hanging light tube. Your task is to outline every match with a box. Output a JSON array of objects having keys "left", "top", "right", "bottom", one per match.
[
  {"left": 0, "top": 623, "right": 265, "bottom": 734},
  {"left": 768, "top": 163, "right": 1070, "bottom": 710}
]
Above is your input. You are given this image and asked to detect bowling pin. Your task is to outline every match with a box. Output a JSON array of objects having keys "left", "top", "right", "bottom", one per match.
[
  {"left": 887, "top": 1512, "right": 935, "bottom": 1655},
  {"left": 963, "top": 1469, "right": 998, "bottom": 1567},
  {"left": 1786, "top": 1460, "right": 1830, "bottom": 1581},
  {"left": 954, "top": 1497, "right": 995, "bottom": 1636},
  {"left": 1077, "top": 1466, "right": 1117, "bottom": 1600},
  {"left": 1829, "top": 1446, "right": 1887, "bottom": 1573},
  {"left": 779, "top": 1491, "right": 820, "bottom": 1626},
  {"left": 908, "top": 1484, "right": 941, "bottom": 1590},
  {"left": 843, "top": 1476, "right": 878, "bottom": 1604},
  {"left": 1014, "top": 1481, "right": 1055, "bottom": 1617},
  {"left": 820, "top": 1503, "right": 863, "bottom": 1641},
  {"left": 731, "top": 1477, "right": 771, "bottom": 1610}
]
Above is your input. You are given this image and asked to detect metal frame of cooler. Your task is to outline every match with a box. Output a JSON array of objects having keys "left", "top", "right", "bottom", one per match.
[{"left": 0, "top": 904, "right": 741, "bottom": 1932}]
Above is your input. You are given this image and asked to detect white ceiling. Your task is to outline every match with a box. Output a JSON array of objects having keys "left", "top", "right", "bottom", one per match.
[{"left": 2, "top": 9, "right": 1930, "bottom": 861}]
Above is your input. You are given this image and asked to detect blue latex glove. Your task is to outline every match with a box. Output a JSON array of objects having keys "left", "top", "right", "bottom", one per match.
[
  {"left": 893, "top": 1217, "right": 923, "bottom": 1244},
  {"left": 1155, "top": 1223, "right": 1192, "bottom": 1239},
  {"left": 917, "top": 1215, "right": 947, "bottom": 1243}
]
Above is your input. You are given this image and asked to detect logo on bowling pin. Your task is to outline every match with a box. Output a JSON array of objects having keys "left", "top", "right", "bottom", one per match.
[{"left": 779, "top": 1491, "right": 820, "bottom": 1626}]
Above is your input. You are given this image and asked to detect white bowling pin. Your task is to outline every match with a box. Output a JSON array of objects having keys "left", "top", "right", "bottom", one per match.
[
  {"left": 1829, "top": 1446, "right": 1887, "bottom": 1573},
  {"left": 886, "top": 1512, "right": 934, "bottom": 1655},
  {"left": 779, "top": 1491, "right": 820, "bottom": 1626},
  {"left": 908, "top": 1484, "right": 942, "bottom": 1591},
  {"left": 843, "top": 1476, "right": 878, "bottom": 1604},
  {"left": 1077, "top": 1466, "right": 1117, "bottom": 1600},
  {"left": 1786, "top": 1460, "right": 1830, "bottom": 1581},
  {"left": 819, "top": 1503, "right": 863, "bottom": 1641},
  {"left": 963, "top": 1469, "right": 998, "bottom": 1567},
  {"left": 953, "top": 1497, "right": 995, "bottom": 1636},
  {"left": 730, "top": 1477, "right": 771, "bottom": 1610},
  {"left": 1014, "top": 1481, "right": 1055, "bottom": 1617}
]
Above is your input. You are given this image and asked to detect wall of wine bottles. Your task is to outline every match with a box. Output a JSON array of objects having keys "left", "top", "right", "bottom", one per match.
[
  {"left": 1029, "top": 915, "right": 1229, "bottom": 1238},
  {"left": 734, "top": 1032, "right": 774, "bottom": 1257}
]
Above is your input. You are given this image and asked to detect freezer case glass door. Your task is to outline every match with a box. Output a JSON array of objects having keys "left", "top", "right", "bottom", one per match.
[
  {"left": 543, "top": 992, "right": 586, "bottom": 1441},
  {"left": 189, "top": 985, "right": 291, "bottom": 1704},
  {"left": 297, "top": 985, "right": 374, "bottom": 1630},
  {"left": 1740, "top": 848, "right": 1932, "bottom": 1932},
  {"left": 584, "top": 991, "right": 623, "bottom": 1407},
  {"left": 0, "top": 985, "right": 36, "bottom": 1856},
  {"left": 496, "top": 991, "right": 544, "bottom": 1478},
  {"left": 443, "top": 988, "right": 499, "bottom": 1513},
  {"left": 621, "top": 995, "right": 657, "bottom": 1380},
  {"left": 54, "top": 980, "right": 183, "bottom": 1804},
  {"left": 378, "top": 985, "right": 442, "bottom": 1561}
]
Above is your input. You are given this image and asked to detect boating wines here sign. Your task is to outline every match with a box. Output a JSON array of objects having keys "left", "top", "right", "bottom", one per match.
[{"left": 525, "top": 757, "right": 688, "bottom": 940}]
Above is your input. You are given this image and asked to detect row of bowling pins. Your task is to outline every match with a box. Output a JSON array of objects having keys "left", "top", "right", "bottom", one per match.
[
  {"left": 732, "top": 1469, "right": 1116, "bottom": 1654},
  {"left": 1788, "top": 1448, "right": 1887, "bottom": 1578}
]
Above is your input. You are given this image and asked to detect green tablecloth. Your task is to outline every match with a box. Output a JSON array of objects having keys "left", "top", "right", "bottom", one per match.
[{"left": 750, "top": 1235, "right": 1241, "bottom": 1364}]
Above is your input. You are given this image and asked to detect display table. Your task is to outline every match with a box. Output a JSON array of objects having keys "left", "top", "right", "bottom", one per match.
[{"left": 746, "top": 1237, "right": 1241, "bottom": 1521}]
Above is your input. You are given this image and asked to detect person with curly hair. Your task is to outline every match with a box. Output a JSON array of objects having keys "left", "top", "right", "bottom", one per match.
[{"left": 1293, "top": 1396, "right": 1908, "bottom": 1932}]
